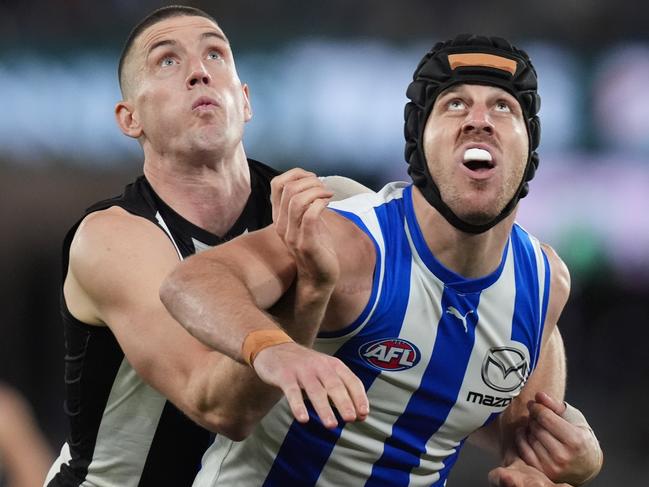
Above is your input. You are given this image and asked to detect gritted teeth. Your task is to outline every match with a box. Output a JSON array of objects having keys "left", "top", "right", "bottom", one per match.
[{"left": 463, "top": 148, "right": 492, "bottom": 162}]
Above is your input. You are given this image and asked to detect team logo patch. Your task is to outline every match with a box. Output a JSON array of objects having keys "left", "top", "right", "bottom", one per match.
[
  {"left": 358, "top": 338, "right": 421, "bottom": 371},
  {"left": 481, "top": 346, "right": 529, "bottom": 393}
]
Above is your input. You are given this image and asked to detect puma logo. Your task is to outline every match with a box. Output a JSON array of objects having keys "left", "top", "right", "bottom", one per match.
[{"left": 446, "top": 306, "right": 474, "bottom": 333}]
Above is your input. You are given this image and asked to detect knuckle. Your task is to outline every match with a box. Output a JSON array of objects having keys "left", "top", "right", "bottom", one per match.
[
  {"left": 535, "top": 410, "right": 550, "bottom": 426},
  {"left": 554, "top": 451, "right": 570, "bottom": 468}
]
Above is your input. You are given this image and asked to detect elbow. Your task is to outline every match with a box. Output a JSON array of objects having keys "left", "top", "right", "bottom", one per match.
[
  {"left": 159, "top": 264, "right": 204, "bottom": 338},
  {"left": 214, "top": 416, "right": 256, "bottom": 442},
  {"left": 188, "top": 405, "right": 257, "bottom": 442},
  {"left": 159, "top": 265, "right": 185, "bottom": 317}
]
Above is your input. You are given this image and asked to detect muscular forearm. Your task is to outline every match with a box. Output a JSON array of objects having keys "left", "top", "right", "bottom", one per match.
[
  {"left": 166, "top": 256, "right": 335, "bottom": 439},
  {"left": 161, "top": 256, "right": 283, "bottom": 362}
]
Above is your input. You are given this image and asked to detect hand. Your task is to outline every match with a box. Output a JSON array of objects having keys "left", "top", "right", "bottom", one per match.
[
  {"left": 271, "top": 168, "right": 339, "bottom": 289},
  {"left": 489, "top": 459, "right": 572, "bottom": 487},
  {"left": 516, "top": 392, "right": 602, "bottom": 485},
  {"left": 252, "top": 341, "right": 369, "bottom": 429}
]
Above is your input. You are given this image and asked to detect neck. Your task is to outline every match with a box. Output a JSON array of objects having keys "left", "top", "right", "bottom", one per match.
[
  {"left": 142, "top": 144, "right": 251, "bottom": 236},
  {"left": 411, "top": 186, "right": 515, "bottom": 279}
]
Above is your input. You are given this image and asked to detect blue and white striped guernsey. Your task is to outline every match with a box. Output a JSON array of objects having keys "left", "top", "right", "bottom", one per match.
[{"left": 194, "top": 182, "right": 551, "bottom": 487}]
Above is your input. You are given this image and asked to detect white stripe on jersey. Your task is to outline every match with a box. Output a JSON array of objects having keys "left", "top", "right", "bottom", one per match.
[
  {"left": 84, "top": 358, "right": 166, "bottom": 486},
  {"left": 194, "top": 182, "right": 549, "bottom": 487},
  {"left": 48, "top": 359, "right": 167, "bottom": 487},
  {"left": 316, "top": 218, "right": 447, "bottom": 486},
  {"left": 412, "top": 237, "right": 519, "bottom": 484}
]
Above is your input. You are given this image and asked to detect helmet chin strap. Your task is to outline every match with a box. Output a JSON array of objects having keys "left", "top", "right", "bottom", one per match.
[{"left": 410, "top": 144, "right": 534, "bottom": 235}]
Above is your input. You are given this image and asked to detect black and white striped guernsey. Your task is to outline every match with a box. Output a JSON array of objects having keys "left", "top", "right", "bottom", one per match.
[{"left": 47, "top": 159, "right": 279, "bottom": 487}]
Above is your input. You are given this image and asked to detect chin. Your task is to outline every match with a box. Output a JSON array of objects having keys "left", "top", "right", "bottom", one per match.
[{"left": 448, "top": 195, "right": 499, "bottom": 225}]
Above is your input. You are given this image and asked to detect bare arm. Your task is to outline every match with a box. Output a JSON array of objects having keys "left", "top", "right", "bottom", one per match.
[
  {"left": 66, "top": 199, "right": 339, "bottom": 440},
  {"left": 0, "top": 385, "right": 52, "bottom": 487},
  {"left": 161, "top": 171, "right": 372, "bottom": 429},
  {"left": 487, "top": 245, "right": 602, "bottom": 485}
]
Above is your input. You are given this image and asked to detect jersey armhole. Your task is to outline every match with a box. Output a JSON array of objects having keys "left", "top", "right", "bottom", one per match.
[
  {"left": 533, "top": 247, "right": 552, "bottom": 370},
  {"left": 317, "top": 208, "right": 384, "bottom": 340}
]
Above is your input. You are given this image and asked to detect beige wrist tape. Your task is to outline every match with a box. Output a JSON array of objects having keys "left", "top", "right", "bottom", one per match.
[
  {"left": 561, "top": 401, "right": 590, "bottom": 429},
  {"left": 241, "top": 329, "right": 294, "bottom": 366},
  {"left": 563, "top": 401, "right": 604, "bottom": 484}
]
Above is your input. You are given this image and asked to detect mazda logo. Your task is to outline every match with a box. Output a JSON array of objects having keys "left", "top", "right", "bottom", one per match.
[{"left": 481, "top": 347, "right": 528, "bottom": 393}]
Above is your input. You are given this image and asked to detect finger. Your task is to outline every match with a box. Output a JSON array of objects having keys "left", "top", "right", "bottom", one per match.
[
  {"left": 276, "top": 174, "right": 319, "bottom": 234},
  {"left": 300, "top": 374, "right": 338, "bottom": 429},
  {"left": 282, "top": 382, "right": 310, "bottom": 424},
  {"left": 271, "top": 168, "right": 314, "bottom": 223},
  {"left": 320, "top": 373, "right": 357, "bottom": 423},
  {"left": 515, "top": 426, "right": 544, "bottom": 471},
  {"left": 534, "top": 391, "right": 566, "bottom": 416},
  {"left": 285, "top": 188, "right": 334, "bottom": 248},
  {"left": 335, "top": 361, "right": 369, "bottom": 421},
  {"left": 528, "top": 419, "right": 574, "bottom": 471},
  {"left": 528, "top": 402, "right": 573, "bottom": 444},
  {"left": 278, "top": 178, "right": 330, "bottom": 239},
  {"left": 298, "top": 198, "right": 331, "bottom": 245},
  {"left": 525, "top": 425, "right": 555, "bottom": 469},
  {"left": 488, "top": 467, "right": 515, "bottom": 487},
  {"left": 300, "top": 197, "right": 330, "bottom": 231}
]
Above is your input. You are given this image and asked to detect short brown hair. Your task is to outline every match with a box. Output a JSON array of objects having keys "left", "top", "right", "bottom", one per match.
[{"left": 117, "top": 5, "right": 219, "bottom": 95}]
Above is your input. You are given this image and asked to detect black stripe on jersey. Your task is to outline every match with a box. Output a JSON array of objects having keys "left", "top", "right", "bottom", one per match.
[{"left": 49, "top": 159, "right": 279, "bottom": 486}]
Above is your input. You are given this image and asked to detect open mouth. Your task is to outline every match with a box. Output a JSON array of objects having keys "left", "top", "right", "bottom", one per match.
[{"left": 463, "top": 147, "right": 494, "bottom": 172}]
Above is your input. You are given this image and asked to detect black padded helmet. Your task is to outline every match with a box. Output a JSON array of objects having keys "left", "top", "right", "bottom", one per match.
[{"left": 404, "top": 34, "right": 541, "bottom": 234}]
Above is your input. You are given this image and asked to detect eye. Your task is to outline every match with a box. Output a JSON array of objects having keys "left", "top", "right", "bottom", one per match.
[
  {"left": 207, "top": 50, "right": 222, "bottom": 61},
  {"left": 448, "top": 99, "right": 466, "bottom": 111},
  {"left": 495, "top": 100, "right": 511, "bottom": 112},
  {"left": 160, "top": 56, "right": 177, "bottom": 67}
]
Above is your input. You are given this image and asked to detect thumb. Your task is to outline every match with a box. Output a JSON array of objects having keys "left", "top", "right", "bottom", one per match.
[{"left": 488, "top": 467, "right": 513, "bottom": 487}]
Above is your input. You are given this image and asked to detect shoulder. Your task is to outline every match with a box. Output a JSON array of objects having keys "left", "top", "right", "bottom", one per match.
[
  {"left": 539, "top": 243, "right": 571, "bottom": 340},
  {"left": 68, "top": 207, "right": 180, "bottom": 301},
  {"left": 541, "top": 242, "right": 570, "bottom": 308},
  {"left": 71, "top": 206, "right": 177, "bottom": 265}
]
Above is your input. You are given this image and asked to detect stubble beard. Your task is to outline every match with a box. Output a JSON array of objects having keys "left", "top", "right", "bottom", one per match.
[{"left": 441, "top": 165, "right": 525, "bottom": 226}]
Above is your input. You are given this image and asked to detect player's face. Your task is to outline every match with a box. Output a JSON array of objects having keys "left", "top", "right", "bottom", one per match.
[
  {"left": 422, "top": 84, "right": 529, "bottom": 225},
  {"left": 130, "top": 16, "right": 251, "bottom": 157}
]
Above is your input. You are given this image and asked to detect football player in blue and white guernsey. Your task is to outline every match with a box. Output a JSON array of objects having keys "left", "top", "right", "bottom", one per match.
[{"left": 162, "top": 35, "right": 603, "bottom": 486}]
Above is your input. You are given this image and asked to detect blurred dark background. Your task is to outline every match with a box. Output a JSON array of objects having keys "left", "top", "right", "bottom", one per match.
[{"left": 1, "top": 1, "right": 647, "bottom": 485}]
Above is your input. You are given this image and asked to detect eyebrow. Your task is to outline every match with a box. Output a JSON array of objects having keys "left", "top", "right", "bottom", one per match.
[
  {"left": 200, "top": 31, "right": 229, "bottom": 44},
  {"left": 147, "top": 30, "right": 229, "bottom": 57}
]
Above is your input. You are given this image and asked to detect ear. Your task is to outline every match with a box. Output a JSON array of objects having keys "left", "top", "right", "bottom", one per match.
[
  {"left": 115, "top": 101, "right": 143, "bottom": 139},
  {"left": 242, "top": 83, "right": 252, "bottom": 122}
]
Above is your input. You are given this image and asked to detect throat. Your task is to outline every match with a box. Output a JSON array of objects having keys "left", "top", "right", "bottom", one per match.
[{"left": 145, "top": 159, "right": 252, "bottom": 237}]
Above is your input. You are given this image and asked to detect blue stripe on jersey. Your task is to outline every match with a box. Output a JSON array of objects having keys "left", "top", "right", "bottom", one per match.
[
  {"left": 431, "top": 439, "right": 465, "bottom": 487},
  {"left": 402, "top": 185, "right": 508, "bottom": 294},
  {"left": 510, "top": 226, "right": 541, "bottom": 370},
  {"left": 365, "top": 288, "right": 482, "bottom": 487},
  {"left": 319, "top": 209, "right": 382, "bottom": 339},
  {"left": 535, "top": 250, "right": 551, "bottom": 369},
  {"left": 262, "top": 198, "right": 412, "bottom": 487}
]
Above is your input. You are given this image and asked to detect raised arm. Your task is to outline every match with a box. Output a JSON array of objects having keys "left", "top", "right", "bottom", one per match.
[
  {"left": 65, "top": 180, "right": 355, "bottom": 441},
  {"left": 161, "top": 171, "right": 371, "bottom": 429},
  {"left": 487, "top": 245, "right": 602, "bottom": 485}
]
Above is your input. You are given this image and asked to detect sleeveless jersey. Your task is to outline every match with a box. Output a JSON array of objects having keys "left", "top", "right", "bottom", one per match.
[
  {"left": 47, "top": 159, "right": 278, "bottom": 487},
  {"left": 194, "top": 182, "right": 550, "bottom": 487}
]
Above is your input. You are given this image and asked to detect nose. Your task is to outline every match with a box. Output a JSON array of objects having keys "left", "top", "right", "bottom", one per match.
[
  {"left": 461, "top": 105, "right": 494, "bottom": 136},
  {"left": 186, "top": 62, "right": 212, "bottom": 89}
]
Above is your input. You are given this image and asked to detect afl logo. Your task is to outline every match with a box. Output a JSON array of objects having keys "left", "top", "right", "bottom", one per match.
[{"left": 359, "top": 338, "right": 421, "bottom": 371}]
